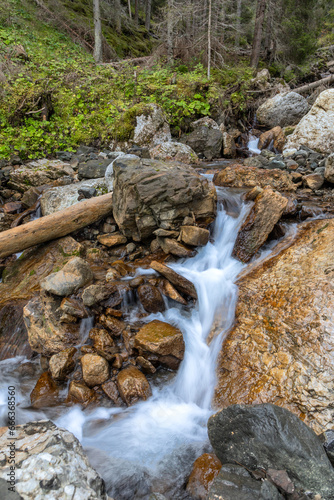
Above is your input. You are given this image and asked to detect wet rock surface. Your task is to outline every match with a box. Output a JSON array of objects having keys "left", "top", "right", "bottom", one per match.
[
  {"left": 208, "top": 404, "right": 334, "bottom": 499},
  {"left": 0, "top": 420, "right": 107, "bottom": 499},
  {"left": 117, "top": 366, "right": 152, "bottom": 406},
  {"left": 214, "top": 218, "right": 334, "bottom": 433},
  {"left": 186, "top": 453, "right": 222, "bottom": 500},
  {"left": 233, "top": 187, "right": 288, "bottom": 262}
]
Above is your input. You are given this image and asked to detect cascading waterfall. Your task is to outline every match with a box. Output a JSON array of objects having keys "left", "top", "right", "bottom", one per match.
[{"left": 0, "top": 186, "right": 250, "bottom": 496}]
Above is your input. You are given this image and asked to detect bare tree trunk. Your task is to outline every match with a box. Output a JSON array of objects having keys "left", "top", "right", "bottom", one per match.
[
  {"left": 128, "top": 0, "right": 132, "bottom": 19},
  {"left": 235, "top": 0, "right": 242, "bottom": 49},
  {"left": 207, "top": 0, "right": 212, "bottom": 78},
  {"left": 145, "top": 0, "right": 151, "bottom": 31},
  {"left": 115, "top": 0, "right": 122, "bottom": 33},
  {"left": 167, "top": 0, "right": 173, "bottom": 63},
  {"left": 220, "top": 0, "right": 226, "bottom": 44},
  {"left": 0, "top": 194, "right": 113, "bottom": 260},
  {"left": 250, "top": 0, "right": 267, "bottom": 68},
  {"left": 93, "top": 0, "right": 103, "bottom": 63},
  {"left": 135, "top": 0, "right": 139, "bottom": 24}
]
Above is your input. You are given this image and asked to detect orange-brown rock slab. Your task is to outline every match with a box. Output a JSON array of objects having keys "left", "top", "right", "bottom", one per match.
[
  {"left": 214, "top": 218, "right": 334, "bottom": 433},
  {"left": 186, "top": 453, "right": 222, "bottom": 500},
  {"left": 117, "top": 366, "right": 152, "bottom": 406},
  {"left": 30, "top": 372, "right": 59, "bottom": 408},
  {"left": 213, "top": 165, "right": 296, "bottom": 192}
]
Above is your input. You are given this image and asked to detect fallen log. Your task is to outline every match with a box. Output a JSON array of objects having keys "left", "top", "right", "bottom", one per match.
[
  {"left": 0, "top": 193, "right": 113, "bottom": 259},
  {"left": 293, "top": 74, "right": 334, "bottom": 94}
]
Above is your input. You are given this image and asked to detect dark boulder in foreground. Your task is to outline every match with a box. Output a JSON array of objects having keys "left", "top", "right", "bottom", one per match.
[{"left": 208, "top": 403, "right": 334, "bottom": 499}]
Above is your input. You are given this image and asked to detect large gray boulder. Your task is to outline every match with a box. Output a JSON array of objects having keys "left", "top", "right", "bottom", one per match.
[
  {"left": 208, "top": 404, "right": 334, "bottom": 499},
  {"left": 7, "top": 159, "right": 73, "bottom": 192},
  {"left": 149, "top": 141, "right": 199, "bottom": 165},
  {"left": 78, "top": 159, "right": 112, "bottom": 180},
  {"left": 256, "top": 91, "right": 309, "bottom": 128},
  {"left": 181, "top": 117, "right": 223, "bottom": 160},
  {"left": 112, "top": 155, "right": 216, "bottom": 241},
  {"left": 40, "top": 257, "right": 93, "bottom": 296},
  {"left": 284, "top": 89, "right": 334, "bottom": 154},
  {"left": 0, "top": 420, "right": 107, "bottom": 499}
]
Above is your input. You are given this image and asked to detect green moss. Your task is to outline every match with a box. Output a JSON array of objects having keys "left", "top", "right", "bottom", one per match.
[
  {"left": 29, "top": 269, "right": 36, "bottom": 276},
  {"left": 112, "top": 103, "right": 153, "bottom": 142}
]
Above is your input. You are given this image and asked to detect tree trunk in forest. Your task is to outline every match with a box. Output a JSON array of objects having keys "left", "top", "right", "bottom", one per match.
[
  {"left": 207, "top": 0, "right": 212, "bottom": 78},
  {"left": 0, "top": 194, "right": 113, "bottom": 260},
  {"left": 128, "top": 0, "right": 132, "bottom": 19},
  {"left": 167, "top": 0, "right": 173, "bottom": 63},
  {"left": 93, "top": 0, "right": 103, "bottom": 63},
  {"left": 235, "top": 0, "right": 242, "bottom": 49},
  {"left": 115, "top": 0, "right": 122, "bottom": 33},
  {"left": 145, "top": 0, "right": 151, "bottom": 31},
  {"left": 250, "top": 0, "right": 267, "bottom": 68},
  {"left": 293, "top": 74, "right": 334, "bottom": 94},
  {"left": 135, "top": 0, "right": 139, "bottom": 24}
]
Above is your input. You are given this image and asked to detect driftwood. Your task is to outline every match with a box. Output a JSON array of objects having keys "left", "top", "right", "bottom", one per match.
[
  {"left": 0, "top": 193, "right": 113, "bottom": 259},
  {"left": 293, "top": 74, "right": 334, "bottom": 94}
]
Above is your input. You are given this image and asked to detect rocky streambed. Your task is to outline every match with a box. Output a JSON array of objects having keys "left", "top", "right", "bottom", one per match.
[{"left": 1, "top": 88, "right": 334, "bottom": 499}]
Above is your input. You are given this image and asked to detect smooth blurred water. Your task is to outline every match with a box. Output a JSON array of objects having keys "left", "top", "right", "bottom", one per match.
[
  {"left": 0, "top": 188, "right": 250, "bottom": 494},
  {"left": 248, "top": 135, "right": 261, "bottom": 154}
]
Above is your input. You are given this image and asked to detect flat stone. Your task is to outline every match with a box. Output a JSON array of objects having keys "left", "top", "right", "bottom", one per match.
[
  {"left": 101, "top": 380, "right": 120, "bottom": 403},
  {"left": 158, "top": 237, "right": 193, "bottom": 257},
  {"left": 151, "top": 260, "right": 197, "bottom": 299},
  {"left": 186, "top": 453, "right": 222, "bottom": 500},
  {"left": 97, "top": 234, "right": 127, "bottom": 247},
  {"left": 303, "top": 173, "right": 324, "bottom": 190}
]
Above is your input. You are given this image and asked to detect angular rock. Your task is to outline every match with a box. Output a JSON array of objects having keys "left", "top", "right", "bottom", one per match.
[
  {"left": 133, "top": 104, "right": 171, "bottom": 148},
  {"left": 78, "top": 159, "right": 111, "bottom": 179},
  {"left": 112, "top": 156, "right": 216, "bottom": 241},
  {"left": 82, "top": 283, "right": 122, "bottom": 307},
  {"left": 81, "top": 353, "right": 109, "bottom": 387},
  {"left": 99, "top": 315, "right": 125, "bottom": 337},
  {"left": 97, "top": 234, "right": 127, "bottom": 247},
  {"left": 256, "top": 91, "right": 310, "bottom": 128},
  {"left": 135, "top": 320, "right": 185, "bottom": 368},
  {"left": 137, "top": 284, "right": 165, "bottom": 314},
  {"left": 101, "top": 380, "right": 120, "bottom": 403},
  {"left": 158, "top": 237, "right": 193, "bottom": 257},
  {"left": 117, "top": 366, "right": 152, "bottom": 406},
  {"left": 214, "top": 218, "right": 334, "bottom": 433},
  {"left": 40, "top": 257, "right": 93, "bottom": 296},
  {"left": 208, "top": 464, "right": 283, "bottom": 500},
  {"left": 160, "top": 280, "right": 187, "bottom": 305},
  {"left": 7, "top": 159, "right": 71, "bottom": 192},
  {"left": 186, "top": 453, "right": 222, "bottom": 500},
  {"left": 325, "top": 153, "right": 334, "bottom": 184},
  {"left": 40, "top": 178, "right": 108, "bottom": 215},
  {"left": 303, "top": 173, "right": 324, "bottom": 190},
  {"left": 258, "top": 126, "right": 285, "bottom": 152},
  {"left": 284, "top": 89, "right": 334, "bottom": 154},
  {"left": 233, "top": 188, "right": 288, "bottom": 262},
  {"left": 30, "top": 372, "right": 59, "bottom": 408},
  {"left": 208, "top": 404, "right": 334, "bottom": 499},
  {"left": 320, "top": 430, "right": 334, "bottom": 467},
  {"left": 89, "top": 328, "right": 116, "bottom": 361},
  {"left": 59, "top": 298, "right": 87, "bottom": 319},
  {"left": 67, "top": 380, "right": 97, "bottom": 405},
  {"left": 151, "top": 260, "right": 197, "bottom": 299},
  {"left": 182, "top": 120, "right": 223, "bottom": 160},
  {"left": 213, "top": 165, "right": 296, "bottom": 192},
  {"left": 23, "top": 295, "right": 81, "bottom": 356},
  {"left": 149, "top": 142, "right": 199, "bottom": 165},
  {"left": 136, "top": 356, "right": 156, "bottom": 374},
  {"left": 222, "top": 132, "right": 236, "bottom": 158},
  {"left": 0, "top": 420, "right": 107, "bottom": 499},
  {"left": 49, "top": 347, "right": 76, "bottom": 381},
  {"left": 180, "top": 226, "right": 210, "bottom": 247}
]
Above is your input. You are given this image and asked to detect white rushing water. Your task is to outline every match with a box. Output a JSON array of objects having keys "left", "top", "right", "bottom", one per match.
[
  {"left": 56, "top": 189, "right": 249, "bottom": 463},
  {"left": 247, "top": 134, "right": 261, "bottom": 155},
  {"left": 0, "top": 187, "right": 250, "bottom": 496}
]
